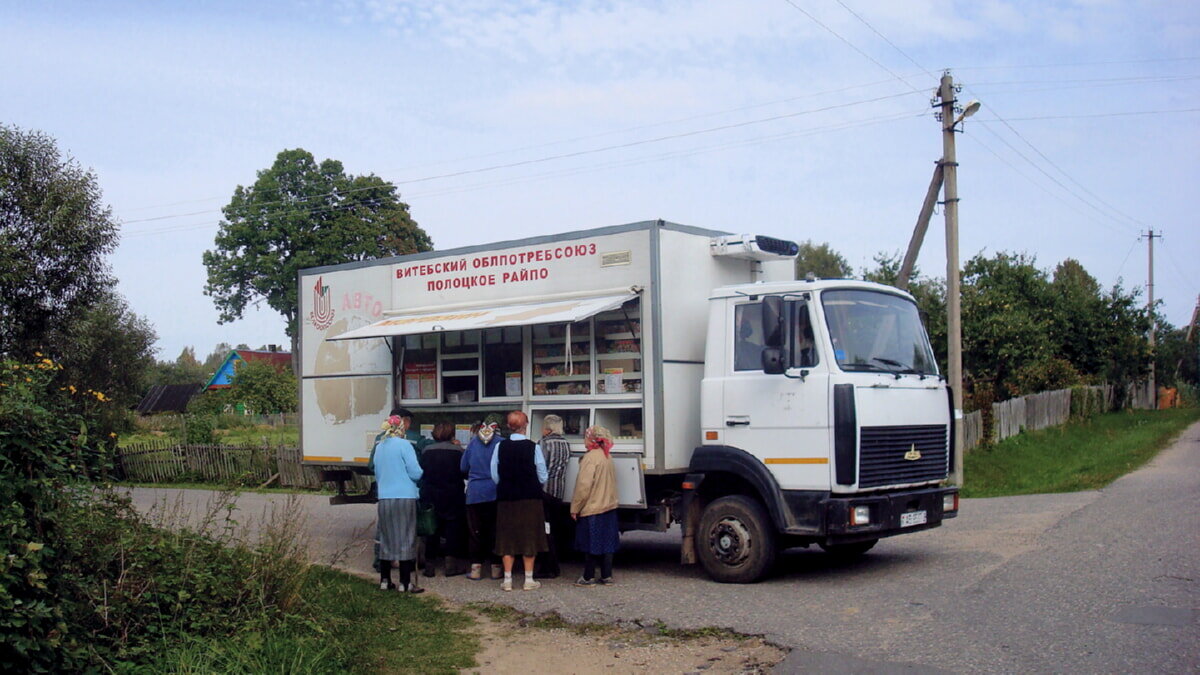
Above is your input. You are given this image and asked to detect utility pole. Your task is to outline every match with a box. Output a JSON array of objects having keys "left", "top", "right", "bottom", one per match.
[
  {"left": 938, "top": 72, "right": 965, "bottom": 487},
  {"left": 1144, "top": 229, "right": 1161, "bottom": 407}
]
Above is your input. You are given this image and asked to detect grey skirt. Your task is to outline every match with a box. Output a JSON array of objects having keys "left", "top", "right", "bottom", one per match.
[{"left": 377, "top": 498, "right": 418, "bottom": 561}]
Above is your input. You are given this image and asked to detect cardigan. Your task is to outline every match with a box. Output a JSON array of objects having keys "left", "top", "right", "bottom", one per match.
[
  {"left": 570, "top": 449, "right": 619, "bottom": 518},
  {"left": 374, "top": 436, "right": 423, "bottom": 500}
]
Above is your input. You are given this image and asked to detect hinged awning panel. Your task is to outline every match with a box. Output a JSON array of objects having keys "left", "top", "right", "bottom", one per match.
[{"left": 327, "top": 292, "right": 638, "bottom": 341}]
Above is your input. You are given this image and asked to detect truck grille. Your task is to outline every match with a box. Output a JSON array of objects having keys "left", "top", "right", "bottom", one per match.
[{"left": 858, "top": 425, "right": 948, "bottom": 488}]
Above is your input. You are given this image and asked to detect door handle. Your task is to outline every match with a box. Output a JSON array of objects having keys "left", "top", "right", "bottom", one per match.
[{"left": 725, "top": 418, "right": 750, "bottom": 427}]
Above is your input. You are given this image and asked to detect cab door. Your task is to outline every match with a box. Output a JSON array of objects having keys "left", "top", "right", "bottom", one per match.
[{"left": 720, "top": 298, "right": 830, "bottom": 491}]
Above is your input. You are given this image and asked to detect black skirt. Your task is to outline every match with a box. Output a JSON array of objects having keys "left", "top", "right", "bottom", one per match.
[{"left": 493, "top": 499, "right": 547, "bottom": 556}]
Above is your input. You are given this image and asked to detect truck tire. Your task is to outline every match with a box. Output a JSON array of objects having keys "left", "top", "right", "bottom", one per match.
[
  {"left": 819, "top": 539, "right": 878, "bottom": 559},
  {"left": 696, "top": 495, "right": 777, "bottom": 583}
]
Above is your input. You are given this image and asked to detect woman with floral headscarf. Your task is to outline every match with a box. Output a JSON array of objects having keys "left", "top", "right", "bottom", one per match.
[
  {"left": 460, "top": 415, "right": 504, "bottom": 580},
  {"left": 570, "top": 425, "right": 621, "bottom": 586},
  {"left": 372, "top": 413, "right": 424, "bottom": 592}
]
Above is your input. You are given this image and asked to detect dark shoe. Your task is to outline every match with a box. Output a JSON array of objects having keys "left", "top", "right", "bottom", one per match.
[
  {"left": 444, "top": 557, "right": 468, "bottom": 577},
  {"left": 574, "top": 577, "right": 596, "bottom": 587},
  {"left": 598, "top": 577, "right": 615, "bottom": 585},
  {"left": 422, "top": 560, "right": 437, "bottom": 578}
]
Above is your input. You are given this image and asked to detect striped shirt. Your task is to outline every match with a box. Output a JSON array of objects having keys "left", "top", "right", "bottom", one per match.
[{"left": 541, "top": 434, "right": 571, "bottom": 501}]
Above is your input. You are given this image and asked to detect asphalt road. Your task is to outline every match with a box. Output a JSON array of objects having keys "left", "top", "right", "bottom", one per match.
[{"left": 128, "top": 420, "right": 1200, "bottom": 673}]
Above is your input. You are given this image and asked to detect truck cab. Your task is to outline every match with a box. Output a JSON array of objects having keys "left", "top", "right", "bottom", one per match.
[{"left": 682, "top": 279, "right": 958, "bottom": 582}]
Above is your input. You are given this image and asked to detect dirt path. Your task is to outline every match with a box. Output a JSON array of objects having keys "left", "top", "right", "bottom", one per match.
[{"left": 460, "top": 603, "right": 783, "bottom": 674}]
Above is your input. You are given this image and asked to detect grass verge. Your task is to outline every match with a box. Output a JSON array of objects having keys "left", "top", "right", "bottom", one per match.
[
  {"left": 962, "top": 407, "right": 1200, "bottom": 498},
  {"left": 158, "top": 566, "right": 478, "bottom": 674}
]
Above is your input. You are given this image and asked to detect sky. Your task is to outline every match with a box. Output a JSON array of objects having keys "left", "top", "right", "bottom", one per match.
[{"left": 2, "top": 0, "right": 1197, "bottom": 361}]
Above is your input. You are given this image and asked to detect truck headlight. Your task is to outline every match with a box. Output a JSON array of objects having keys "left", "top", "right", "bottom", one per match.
[
  {"left": 943, "top": 493, "right": 959, "bottom": 513},
  {"left": 850, "top": 505, "right": 871, "bottom": 526}
]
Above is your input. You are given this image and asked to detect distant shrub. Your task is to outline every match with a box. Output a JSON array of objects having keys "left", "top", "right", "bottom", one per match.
[{"left": 184, "top": 415, "right": 216, "bottom": 444}]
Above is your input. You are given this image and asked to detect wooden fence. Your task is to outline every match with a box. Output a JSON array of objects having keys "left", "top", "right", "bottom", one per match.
[
  {"left": 116, "top": 440, "right": 370, "bottom": 491},
  {"left": 968, "top": 383, "right": 1123, "bottom": 448},
  {"left": 135, "top": 412, "right": 299, "bottom": 432},
  {"left": 961, "top": 410, "right": 984, "bottom": 452}
]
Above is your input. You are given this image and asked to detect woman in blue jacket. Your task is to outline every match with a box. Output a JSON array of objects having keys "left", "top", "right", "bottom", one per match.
[
  {"left": 372, "top": 414, "right": 425, "bottom": 592},
  {"left": 460, "top": 417, "right": 503, "bottom": 580}
]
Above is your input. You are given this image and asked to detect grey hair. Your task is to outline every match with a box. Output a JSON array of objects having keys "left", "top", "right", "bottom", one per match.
[{"left": 542, "top": 414, "right": 564, "bottom": 435}]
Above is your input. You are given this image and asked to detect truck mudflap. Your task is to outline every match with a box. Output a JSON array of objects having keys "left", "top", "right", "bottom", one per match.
[{"left": 819, "top": 486, "right": 958, "bottom": 545}]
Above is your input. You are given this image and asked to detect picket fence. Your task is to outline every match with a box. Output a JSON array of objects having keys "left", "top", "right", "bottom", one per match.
[
  {"left": 962, "top": 382, "right": 1140, "bottom": 449},
  {"left": 116, "top": 440, "right": 370, "bottom": 491},
  {"left": 136, "top": 412, "right": 299, "bottom": 432}
]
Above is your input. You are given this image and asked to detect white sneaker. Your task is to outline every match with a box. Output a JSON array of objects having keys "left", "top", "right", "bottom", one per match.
[
  {"left": 523, "top": 579, "right": 541, "bottom": 591},
  {"left": 380, "top": 581, "right": 391, "bottom": 591},
  {"left": 501, "top": 578, "right": 513, "bottom": 592}
]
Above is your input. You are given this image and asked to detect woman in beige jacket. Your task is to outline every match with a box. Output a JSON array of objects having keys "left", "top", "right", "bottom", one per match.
[{"left": 570, "top": 426, "right": 620, "bottom": 585}]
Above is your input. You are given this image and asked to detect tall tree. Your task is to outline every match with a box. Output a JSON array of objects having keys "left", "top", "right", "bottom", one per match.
[
  {"left": 55, "top": 291, "right": 158, "bottom": 433},
  {"left": 203, "top": 149, "right": 433, "bottom": 356},
  {"left": 0, "top": 124, "right": 119, "bottom": 358},
  {"left": 793, "top": 240, "right": 852, "bottom": 280},
  {"left": 960, "top": 252, "right": 1057, "bottom": 398}
]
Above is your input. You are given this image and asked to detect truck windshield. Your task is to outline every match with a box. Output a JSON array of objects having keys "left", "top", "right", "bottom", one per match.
[{"left": 821, "top": 290, "right": 938, "bottom": 375}]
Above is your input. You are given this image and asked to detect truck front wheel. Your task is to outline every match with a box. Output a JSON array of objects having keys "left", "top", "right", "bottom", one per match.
[{"left": 696, "top": 495, "right": 777, "bottom": 583}]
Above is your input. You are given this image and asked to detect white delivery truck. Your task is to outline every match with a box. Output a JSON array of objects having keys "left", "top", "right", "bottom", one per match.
[{"left": 299, "top": 220, "right": 958, "bottom": 583}]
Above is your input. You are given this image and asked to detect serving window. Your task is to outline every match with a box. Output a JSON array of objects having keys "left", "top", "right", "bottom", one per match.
[
  {"left": 482, "top": 327, "right": 523, "bottom": 398},
  {"left": 593, "top": 299, "right": 642, "bottom": 394},
  {"left": 397, "top": 334, "right": 438, "bottom": 401},
  {"left": 532, "top": 320, "right": 592, "bottom": 396},
  {"left": 393, "top": 295, "right": 644, "bottom": 404}
]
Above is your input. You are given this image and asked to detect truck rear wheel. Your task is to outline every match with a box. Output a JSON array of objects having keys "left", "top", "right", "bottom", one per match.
[
  {"left": 696, "top": 495, "right": 777, "bottom": 583},
  {"left": 819, "top": 539, "right": 878, "bottom": 559}
]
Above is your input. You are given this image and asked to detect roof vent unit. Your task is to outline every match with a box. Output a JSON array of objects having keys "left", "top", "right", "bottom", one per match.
[{"left": 710, "top": 234, "right": 799, "bottom": 261}]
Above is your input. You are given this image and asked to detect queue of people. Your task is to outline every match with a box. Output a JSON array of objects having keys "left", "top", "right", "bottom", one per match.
[{"left": 370, "top": 407, "right": 621, "bottom": 592}]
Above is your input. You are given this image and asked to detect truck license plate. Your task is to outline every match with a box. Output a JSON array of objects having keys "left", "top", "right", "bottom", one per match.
[{"left": 900, "top": 510, "right": 927, "bottom": 528}]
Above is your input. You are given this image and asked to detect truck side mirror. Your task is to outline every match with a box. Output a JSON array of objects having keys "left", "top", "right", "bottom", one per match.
[
  {"left": 762, "top": 296, "right": 784, "bottom": 348},
  {"left": 762, "top": 347, "right": 785, "bottom": 374}
]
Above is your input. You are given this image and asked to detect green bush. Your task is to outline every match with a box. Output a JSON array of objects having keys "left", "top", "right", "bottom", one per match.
[
  {"left": 57, "top": 490, "right": 311, "bottom": 668},
  {"left": 1070, "top": 385, "right": 1106, "bottom": 420},
  {"left": 184, "top": 415, "right": 216, "bottom": 444},
  {"left": 0, "top": 357, "right": 107, "bottom": 670}
]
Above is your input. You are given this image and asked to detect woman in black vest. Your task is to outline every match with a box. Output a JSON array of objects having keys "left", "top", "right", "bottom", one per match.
[{"left": 488, "top": 410, "right": 548, "bottom": 591}]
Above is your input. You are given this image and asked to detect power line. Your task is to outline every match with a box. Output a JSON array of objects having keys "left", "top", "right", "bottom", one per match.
[
  {"left": 822, "top": 0, "right": 1145, "bottom": 240},
  {"left": 120, "top": 89, "right": 915, "bottom": 228},
  {"left": 121, "top": 73, "right": 929, "bottom": 215},
  {"left": 954, "top": 56, "right": 1200, "bottom": 71},
  {"left": 778, "top": 0, "right": 926, "bottom": 96},
  {"left": 962, "top": 131, "right": 1135, "bottom": 239},
  {"left": 1114, "top": 237, "right": 1141, "bottom": 282},
  {"left": 832, "top": 0, "right": 935, "bottom": 79},
  {"left": 970, "top": 120, "right": 1139, "bottom": 235},
  {"left": 122, "top": 108, "right": 925, "bottom": 239},
  {"left": 969, "top": 74, "right": 1200, "bottom": 87},
  {"left": 974, "top": 107, "right": 1200, "bottom": 122}
]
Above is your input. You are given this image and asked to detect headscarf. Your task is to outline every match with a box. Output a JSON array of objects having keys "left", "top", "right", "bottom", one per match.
[
  {"left": 584, "top": 425, "right": 614, "bottom": 457},
  {"left": 380, "top": 414, "right": 407, "bottom": 438}
]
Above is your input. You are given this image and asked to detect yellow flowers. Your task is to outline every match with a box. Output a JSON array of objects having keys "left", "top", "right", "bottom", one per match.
[{"left": 68, "top": 385, "right": 77, "bottom": 394}]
